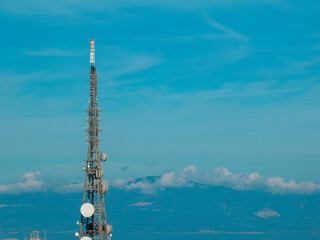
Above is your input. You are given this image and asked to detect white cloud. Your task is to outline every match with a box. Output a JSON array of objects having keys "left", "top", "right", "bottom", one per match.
[
  {"left": 110, "top": 165, "right": 320, "bottom": 195},
  {"left": 3, "top": 165, "right": 320, "bottom": 195},
  {"left": 255, "top": 208, "right": 280, "bottom": 219},
  {"left": 125, "top": 180, "right": 156, "bottom": 194},
  {"left": 110, "top": 167, "right": 196, "bottom": 194},
  {"left": 158, "top": 172, "right": 175, "bottom": 186},
  {"left": 184, "top": 165, "right": 196, "bottom": 172},
  {"left": 0, "top": 172, "right": 44, "bottom": 194},
  {"left": 21, "top": 171, "right": 41, "bottom": 180},
  {"left": 128, "top": 201, "right": 154, "bottom": 207}
]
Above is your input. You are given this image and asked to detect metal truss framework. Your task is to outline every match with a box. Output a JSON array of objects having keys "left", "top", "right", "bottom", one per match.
[{"left": 78, "top": 39, "right": 110, "bottom": 240}]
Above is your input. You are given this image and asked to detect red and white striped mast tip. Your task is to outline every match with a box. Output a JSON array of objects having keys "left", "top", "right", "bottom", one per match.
[{"left": 90, "top": 39, "right": 95, "bottom": 65}]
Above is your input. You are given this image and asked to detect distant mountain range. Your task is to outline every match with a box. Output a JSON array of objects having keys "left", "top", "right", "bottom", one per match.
[{"left": 0, "top": 177, "right": 319, "bottom": 240}]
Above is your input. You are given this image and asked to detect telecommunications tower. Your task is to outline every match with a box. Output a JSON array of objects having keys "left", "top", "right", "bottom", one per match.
[{"left": 76, "top": 39, "right": 113, "bottom": 240}]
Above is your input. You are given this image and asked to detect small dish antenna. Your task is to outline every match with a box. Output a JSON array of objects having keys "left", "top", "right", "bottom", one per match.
[
  {"left": 99, "top": 181, "right": 108, "bottom": 194},
  {"left": 80, "top": 237, "right": 92, "bottom": 240},
  {"left": 80, "top": 203, "right": 94, "bottom": 218},
  {"left": 100, "top": 152, "right": 108, "bottom": 162},
  {"left": 106, "top": 224, "right": 113, "bottom": 234}
]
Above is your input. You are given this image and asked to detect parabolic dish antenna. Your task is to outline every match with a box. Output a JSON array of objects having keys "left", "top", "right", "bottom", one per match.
[
  {"left": 80, "top": 203, "right": 94, "bottom": 218},
  {"left": 106, "top": 224, "right": 113, "bottom": 234},
  {"left": 101, "top": 152, "right": 108, "bottom": 162},
  {"left": 80, "top": 237, "right": 92, "bottom": 240},
  {"left": 100, "top": 181, "right": 108, "bottom": 194}
]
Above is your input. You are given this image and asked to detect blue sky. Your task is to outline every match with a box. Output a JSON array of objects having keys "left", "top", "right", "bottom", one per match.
[
  {"left": 0, "top": 0, "right": 320, "bottom": 189},
  {"left": 1, "top": 1, "right": 320, "bottom": 239}
]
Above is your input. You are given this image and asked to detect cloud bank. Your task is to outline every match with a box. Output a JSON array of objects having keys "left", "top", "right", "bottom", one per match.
[
  {"left": 110, "top": 165, "right": 320, "bottom": 195},
  {"left": 1, "top": 166, "right": 320, "bottom": 195}
]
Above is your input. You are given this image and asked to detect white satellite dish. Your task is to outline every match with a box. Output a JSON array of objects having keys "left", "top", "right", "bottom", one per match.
[
  {"left": 100, "top": 152, "right": 108, "bottom": 162},
  {"left": 80, "top": 203, "right": 94, "bottom": 218},
  {"left": 99, "top": 181, "right": 108, "bottom": 194},
  {"left": 106, "top": 224, "right": 113, "bottom": 234},
  {"left": 80, "top": 237, "right": 92, "bottom": 240}
]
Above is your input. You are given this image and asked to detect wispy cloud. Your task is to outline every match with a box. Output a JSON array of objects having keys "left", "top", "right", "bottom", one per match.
[
  {"left": 288, "top": 57, "right": 320, "bottom": 70},
  {"left": 128, "top": 201, "right": 154, "bottom": 207},
  {"left": 0, "top": 0, "right": 288, "bottom": 16},
  {"left": 102, "top": 49, "right": 163, "bottom": 78},
  {"left": 157, "top": 34, "right": 228, "bottom": 42},
  {"left": 204, "top": 15, "right": 249, "bottom": 41},
  {"left": 25, "top": 48, "right": 79, "bottom": 57},
  {"left": 0, "top": 204, "right": 24, "bottom": 208},
  {"left": 55, "top": 182, "right": 83, "bottom": 193},
  {"left": 99, "top": 47, "right": 163, "bottom": 87},
  {"left": 159, "top": 15, "right": 249, "bottom": 44},
  {"left": 255, "top": 209, "right": 280, "bottom": 219},
  {"left": 168, "top": 79, "right": 306, "bottom": 101}
]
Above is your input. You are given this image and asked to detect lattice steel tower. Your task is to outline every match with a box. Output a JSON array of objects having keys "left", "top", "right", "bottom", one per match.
[{"left": 77, "top": 39, "right": 112, "bottom": 240}]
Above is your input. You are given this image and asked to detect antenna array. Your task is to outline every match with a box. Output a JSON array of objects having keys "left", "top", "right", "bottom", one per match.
[{"left": 77, "top": 39, "right": 112, "bottom": 240}]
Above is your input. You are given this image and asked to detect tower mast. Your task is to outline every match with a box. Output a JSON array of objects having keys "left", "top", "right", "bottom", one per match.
[{"left": 78, "top": 39, "right": 112, "bottom": 240}]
